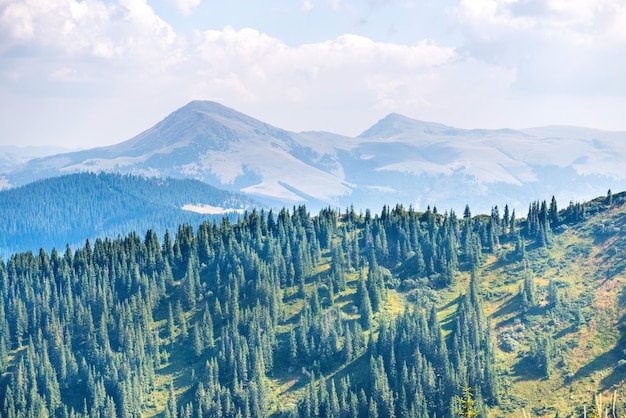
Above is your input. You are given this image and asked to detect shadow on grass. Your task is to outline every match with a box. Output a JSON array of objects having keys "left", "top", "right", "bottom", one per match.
[
  {"left": 512, "top": 355, "right": 546, "bottom": 382},
  {"left": 492, "top": 295, "right": 521, "bottom": 328},
  {"left": 486, "top": 253, "right": 522, "bottom": 271},
  {"left": 271, "top": 359, "right": 310, "bottom": 396},
  {"left": 280, "top": 349, "right": 370, "bottom": 396},
  {"left": 282, "top": 289, "right": 302, "bottom": 304},
  {"left": 439, "top": 293, "right": 461, "bottom": 313},
  {"left": 155, "top": 343, "right": 210, "bottom": 410},
  {"left": 335, "top": 291, "right": 355, "bottom": 305},
  {"left": 554, "top": 324, "right": 577, "bottom": 340},
  {"left": 340, "top": 302, "right": 358, "bottom": 316},
  {"left": 568, "top": 323, "right": 626, "bottom": 389}
]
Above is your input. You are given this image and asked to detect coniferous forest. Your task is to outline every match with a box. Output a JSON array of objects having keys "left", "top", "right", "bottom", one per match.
[
  {"left": 1, "top": 191, "right": 626, "bottom": 417},
  {"left": 0, "top": 172, "right": 256, "bottom": 255}
]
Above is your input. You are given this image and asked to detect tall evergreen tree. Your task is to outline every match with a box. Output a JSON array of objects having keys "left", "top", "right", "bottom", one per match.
[{"left": 454, "top": 386, "right": 481, "bottom": 418}]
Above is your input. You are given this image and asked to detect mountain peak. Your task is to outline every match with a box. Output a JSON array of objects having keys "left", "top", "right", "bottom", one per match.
[
  {"left": 114, "top": 100, "right": 284, "bottom": 155},
  {"left": 169, "top": 100, "right": 248, "bottom": 122},
  {"left": 180, "top": 100, "right": 230, "bottom": 112},
  {"left": 358, "top": 113, "right": 449, "bottom": 139},
  {"left": 165, "top": 100, "right": 283, "bottom": 134},
  {"left": 6, "top": 100, "right": 626, "bottom": 217}
]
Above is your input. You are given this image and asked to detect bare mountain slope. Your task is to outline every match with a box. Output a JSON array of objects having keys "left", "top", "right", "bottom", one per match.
[{"left": 4, "top": 101, "right": 626, "bottom": 213}]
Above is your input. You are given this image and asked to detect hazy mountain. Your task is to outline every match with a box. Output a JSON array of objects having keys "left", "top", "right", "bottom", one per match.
[
  {"left": 0, "top": 144, "right": 72, "bottom": 176},
  {"left": 3, "top": 101, "right": 626, "bottom": 213}
]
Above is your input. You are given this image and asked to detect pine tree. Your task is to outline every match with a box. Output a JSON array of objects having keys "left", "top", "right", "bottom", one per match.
[
  {"left": 193, "top": 323, "right": 203, "bottom": 358},
  {"left": 454, "top": 386, "right": 480, "bottom": 417},
  {"left": 167, "top": 303, "right": 176, "bottom": 345},
  {"left": 521, "top": 272, "right": 536, "bottom": 313},
  {"left": 356, "top": 275, "right": 373, "bottom": 330},
  {"left": 289, "top": 326, "right": 298, "bottom": 366},
  {"left": 166, "top": 381, "right": 177, "bottom": 418},
  {"left": 587, "top": 394, "right": 603, "bottom": 418},
  {"left": 549, "top": 196, "right": 559, "bottom": 226},
  {"left": 547, "top": 279, "right": 559, "bottom": 308}
]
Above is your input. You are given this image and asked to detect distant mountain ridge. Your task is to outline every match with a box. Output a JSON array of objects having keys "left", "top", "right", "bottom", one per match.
[
  {"left": 3, "top": 100, "right": 626, "bottom": 213},
  {"left": 0, "top": 172, "right": 258, "bottom": 255},
  {"left": 0, "top": 144, "right": 72, "bottom": 173}
]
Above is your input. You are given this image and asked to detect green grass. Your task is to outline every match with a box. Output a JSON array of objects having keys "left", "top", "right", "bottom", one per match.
[
  {"left": 53, "top": 199, "right": 626, "bottom": 418},
  {"left": 481, "top": 204, "right": 626, "bottom": 417}
]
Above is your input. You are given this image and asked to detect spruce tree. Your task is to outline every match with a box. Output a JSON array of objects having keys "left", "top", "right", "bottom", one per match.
[
  {"left": 454, "top": 386, "right": 480, "bottom": 417},
  {"left": 356, "top": 275, "right": 373, "bottom": 330}
]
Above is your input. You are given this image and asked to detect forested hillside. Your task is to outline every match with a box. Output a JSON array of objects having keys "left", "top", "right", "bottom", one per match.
[
  {"left": 0, "top": 172, "right": 256, "bottom": 255},
  {"left": 1, "top": 191, "right": 625, "bottom": 417}
]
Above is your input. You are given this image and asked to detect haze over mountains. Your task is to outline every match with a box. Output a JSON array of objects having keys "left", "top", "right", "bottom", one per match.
[
  {"left": 0, "top": 172, "right": 257, "bottom": 255},
  {"left": 3, "top": 100, "right": 626, "bottom": 213},
  {"left": 0, "top": 145, "right": 72, "bottom": 174}
]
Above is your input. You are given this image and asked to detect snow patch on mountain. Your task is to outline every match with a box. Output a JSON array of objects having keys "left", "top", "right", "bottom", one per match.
[
  {"left": 182, "top": 204, "right": 246, "bottom": 214},
  {"left": 4, "top": 100, "right": 626, "bottom": 213},
  {"left": 0, "top": 177, "right": 10, "bottom": 190},
  {"left": 242, "top": 182, "right": 307, "bottom": 202}
]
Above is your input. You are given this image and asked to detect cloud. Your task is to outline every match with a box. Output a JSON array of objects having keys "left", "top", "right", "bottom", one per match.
[
  {"left": 368, "top": 0, "right": 394, "bottom": 9},
  {"left": 0, "top": 0, "right": 461, "bottom": 145},
  {"left": 456, "top": 0, "right": 626, "bottom": 43},
  {"left": 177, "top": 28, "right": 459, "bottom": 133},
  {"left": 0, "top": 0, "right": 176, "bottom": 58},
  {"left": 49, "top": 67, "right": 88, "bottom": 82},
  {"left": 168, "top": 0, "right": 201, "bottom": 16},
  {"left": 0, "top": 0, "right": 625, "bottom": 149},
  {"left": 301, "top": 0, "right": 314, "bottom": 12},
  {"left": 453, "top": 0, "right": 626, "bottom": 95}
]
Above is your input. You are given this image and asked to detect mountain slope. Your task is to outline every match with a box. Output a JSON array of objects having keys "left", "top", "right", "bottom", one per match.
[
  {"left": 0, "top": 172, "right": 257, "bottom": 254},
  {"left": 480, "top": 192, "right": 626, "bottom": 416},
  {"left": 4, "top": 101, "right": 626, "bottom": 213},
  {"left": 3, "top": 101, "right": 354, "bottom": 206},
  {"left": 350, "top": 114, "right": 626, "bottom": 211},
  {"left": 1, "top": 191, "right": 626, "bottom": 417}
]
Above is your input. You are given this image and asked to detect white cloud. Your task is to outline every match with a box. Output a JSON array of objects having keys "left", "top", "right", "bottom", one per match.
[
  {"left": 328, "top": 0, "right": 342, "bottom": 11},
  {"left": 453, "top": 0, "right": 626, "bottom": 96},
  {"left": 0, "top": 0, "right": 176, "bottom": 59},
  {"left": 168, "top": 0, "right": 201, "bottom": 16},
  {"left": 0, "top": 0, "right": 462, "bottom": 146},
  {"left": 0, "top": 1, "right": 35, "bottom": 40},
  {"left": 0, "top": 0, "right": 625, "bottom": 149},
  {"left": 184, "top": 29, "right": 456, "bottom": 115},
  {"left": 456, "top": 0, "right": 626, "bottom": 45},
  {"left": 49, "top": 67, "right": 88, "bottom": 82},
  {"left": 301, "top": 0, "right": 314, "bottom": 12}
]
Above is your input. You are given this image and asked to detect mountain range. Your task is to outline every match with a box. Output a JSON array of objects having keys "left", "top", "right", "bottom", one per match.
[{"left": 3, "top": 100, "right": 626, "bottom": 213}]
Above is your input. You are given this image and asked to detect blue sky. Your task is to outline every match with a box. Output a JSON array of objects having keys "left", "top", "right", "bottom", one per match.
[
  {"left": 1, "top": 0, "right": 625, "bottom": 148},
  {"left": 148, "top": 0, "right": 457, "bottom": 46}
]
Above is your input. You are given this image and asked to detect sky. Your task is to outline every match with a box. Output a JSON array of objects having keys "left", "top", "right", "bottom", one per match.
[{"left": 1, "top": 0, "right": 626, "bottom": 149}]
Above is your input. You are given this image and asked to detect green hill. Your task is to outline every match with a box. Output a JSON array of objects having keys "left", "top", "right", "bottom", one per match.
[
  {"left": 481, "top": 192, "right": 626, "bottom": 417},
  {"left": 0, "top": 191, "right": 625, "bottom": 417},
  {"left": 0, "top": 172, "right": 257, "bottom": 255}
]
